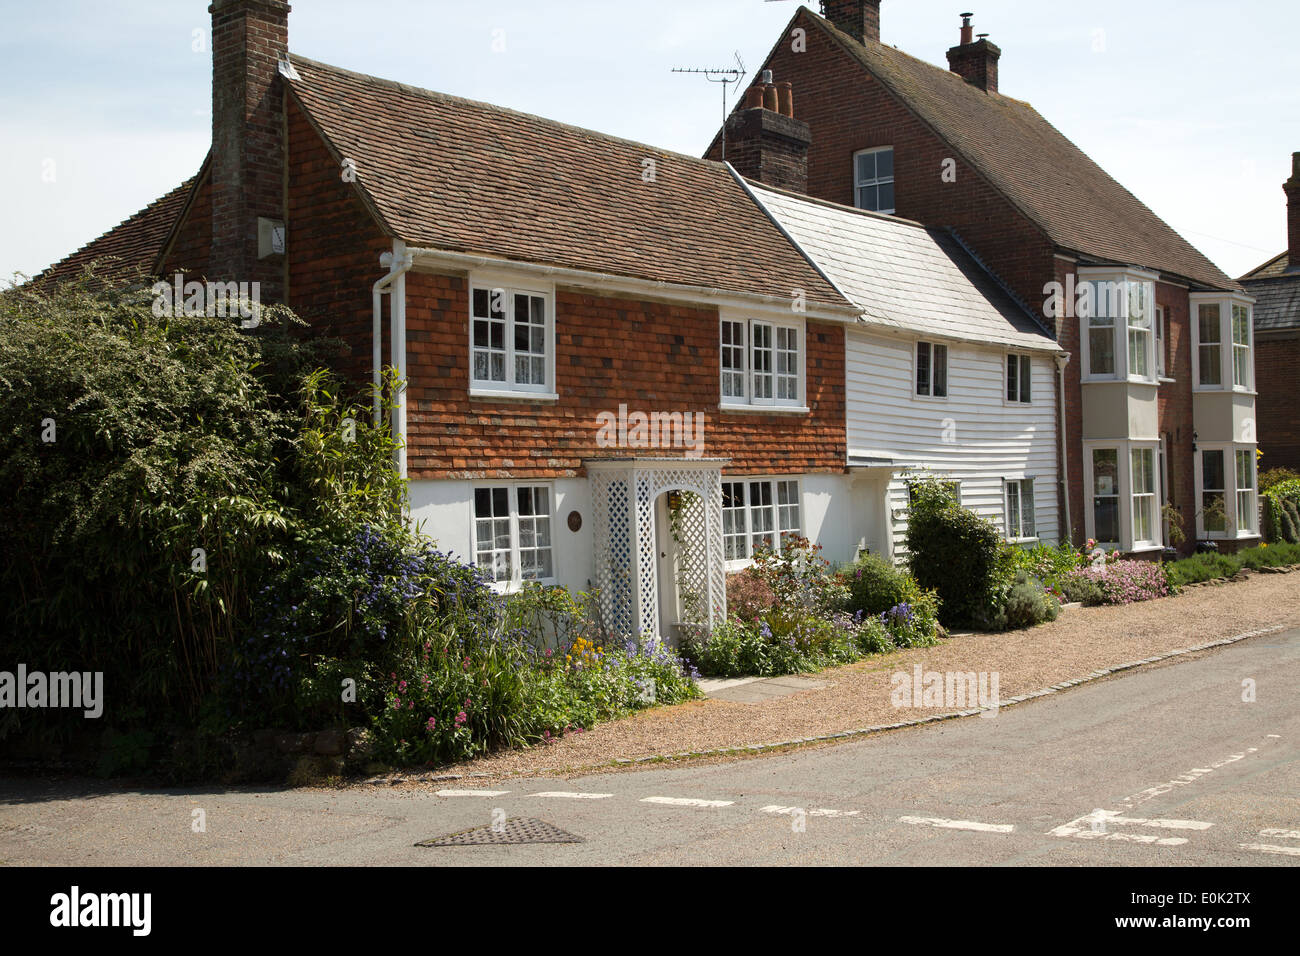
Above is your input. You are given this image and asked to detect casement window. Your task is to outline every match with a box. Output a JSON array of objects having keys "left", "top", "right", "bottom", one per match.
[
  {"left": 1130, "top": 448, "right": 1157, "bottom": 547},
  {"left": 721, "top": 478, "right": 802, "bottom": 563},
  {"left": 1191, "top": 295, "right": 1255, "bottom": 392},
  {"left": 1200, "top": 449, "right": 1226, "bottom": 533},
  {"left": 1232, "top": 304, "right": 1252, "bottom": 388},
  {"left": 719, "top": 317, "right": 804, "bottom": 407},
  {"left": 1006, "top": 354, "right": 1032, "bottom": 404},
  {"left": 473, "top": 484, "right": 554, "bottom": 587},
  {"left": 1085, "top": 442, "right": 1164, "bottom": 550},
  {"left": 1079, "top": 271, "right": 1158, "bottom": 382},
  {"left": 916, "top": 341, "right": 948, "bottom": 398},
  {"left": 1197, "top": 304, "right": 1222, "bottom": 387},
  {"left": 853, "top": 146, "right": 895, "bottom": 214},
  {"left": 1091, "top": 448, "right": 1121, "bottom": 545},
  {"left": 1005, "top": 478, "right": 1037, "bottom": 541},
  {"left": 470, "top": 285, "right": 552, "bottom": 394}
]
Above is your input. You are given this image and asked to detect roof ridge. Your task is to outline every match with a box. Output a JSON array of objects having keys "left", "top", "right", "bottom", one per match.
[
  {"left": 48, "top": 177, "right": 196, "bottom": 270},
  {"left": 1239, "top": 250, "right": 1289, "bottom": 280},
  {"left": 289, "top": 54, "right": 729, "bottom": 174}
]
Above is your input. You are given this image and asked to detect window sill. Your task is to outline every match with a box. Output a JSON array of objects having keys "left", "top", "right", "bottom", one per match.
[
  {"left": 1192, "top": 387, "right": 1256, "bottom": 397},
  {"left": 470, "top": 388, "right": 559, "bottom": 403},
  {"left": 1157, "top": 376, "right": 1176, "bottom": 384},
  {"left": 486, "top": 577, "right": 559, "bottom": 594},
  {"left": 1127, "top": 544, "right": 1164, "bottom": 554},
  {"left": 719, "top": 403, "right": 810, "bottom": 416},
  {"left": 1007, "top": 537, "right": 1040, "bottom": 546}
]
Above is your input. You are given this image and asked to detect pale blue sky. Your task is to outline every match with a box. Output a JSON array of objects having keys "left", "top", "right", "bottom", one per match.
[{"left": 1, "top": 0, "right": 1294, "bottom": 283}]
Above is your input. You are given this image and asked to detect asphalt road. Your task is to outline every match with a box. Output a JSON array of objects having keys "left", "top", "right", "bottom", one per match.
[{"left": 2, "top": 627, "right": 1298, "bottom": 866}]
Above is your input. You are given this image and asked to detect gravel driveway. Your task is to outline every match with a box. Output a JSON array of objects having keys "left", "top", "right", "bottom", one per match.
[{"left": 382, "top": 570, "right": 1300, "bottom": 783}]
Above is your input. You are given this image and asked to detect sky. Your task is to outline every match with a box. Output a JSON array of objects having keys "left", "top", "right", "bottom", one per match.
[{"left": 1, "top": 0, "right": 1295, "bottom": 283}]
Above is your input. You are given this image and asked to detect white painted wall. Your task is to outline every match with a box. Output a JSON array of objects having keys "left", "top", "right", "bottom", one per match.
[{"left": 846, "top": 328, "right": 1061, "bottom": 554}]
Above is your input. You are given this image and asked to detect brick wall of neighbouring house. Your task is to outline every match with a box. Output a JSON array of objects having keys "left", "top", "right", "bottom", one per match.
[
  {"left": 403, "top": 272, "right": 847, "bottom": 480},
  {"left": 1155, "top": 280, "right": 1197, "bottom": 554},
  {"left": 1256, "top": 331, "right": 1300, "bottom": 473},
  {"left": 284, "top": 96, "right": 393, "bottom": 387}
]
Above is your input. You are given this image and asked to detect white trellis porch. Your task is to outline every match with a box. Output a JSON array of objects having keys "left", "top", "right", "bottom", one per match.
[{"left": 586, "top": 458, "right": 728, "bottom": 639}]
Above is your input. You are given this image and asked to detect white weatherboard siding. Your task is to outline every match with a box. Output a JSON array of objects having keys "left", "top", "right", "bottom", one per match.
[{"left": 847, "top": 328, "right": 1060, "bottom": 555}]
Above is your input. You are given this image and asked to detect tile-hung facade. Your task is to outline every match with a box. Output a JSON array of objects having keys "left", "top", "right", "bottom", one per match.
[
  {"left": 710, "top": 1, "right": 1259, "bottom": 555},
  {"left": 41, "top": 0, "right": 1069, "bottom": 639}
]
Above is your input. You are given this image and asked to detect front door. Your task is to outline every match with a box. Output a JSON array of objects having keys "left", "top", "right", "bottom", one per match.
[{"left": 654, "top": 492, "right": 682, "bottom": 640}]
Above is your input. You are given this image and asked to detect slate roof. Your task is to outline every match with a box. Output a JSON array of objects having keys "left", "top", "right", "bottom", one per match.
[
  {"left": 1240, "top": 252, "right": 1300, "bottom": 332},
  {"left": 287, "top": 56, "right": 849, "bottom": 310},
  {"left": 34, "top": 168, "right": 203, "bottom": 285},
  {"left": 792, "top": 8, "right": 1239, "bottom": 293},
  {"left": 748, "top": 181, "right": 1060, "bottom": 352}
]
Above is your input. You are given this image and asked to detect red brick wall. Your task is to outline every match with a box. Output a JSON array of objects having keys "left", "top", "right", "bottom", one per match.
[
  {"left": 1256, "top": 332, "right": 1300, "bottom": 473},
  {"left": 403, "top": 272, "right": 846, "bottom": 480},
  {"left": 161, "top": 175, "right": 213, "bottom": 276},
  {"left": 284, "top": 97, "right": 393, "bottom": 386}
]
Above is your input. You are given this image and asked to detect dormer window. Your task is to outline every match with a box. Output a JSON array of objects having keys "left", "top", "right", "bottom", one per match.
[{"left": 853, "top": 146, "right": 895, "bottom": 214}]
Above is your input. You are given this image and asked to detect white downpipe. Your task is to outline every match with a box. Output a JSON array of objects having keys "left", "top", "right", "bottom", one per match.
[
  {"left": 372, "top": 242, "right": 413, "bottom": 462},
  {"left": 1056, "top": 352, "right": 1073, "bottom": 545}
]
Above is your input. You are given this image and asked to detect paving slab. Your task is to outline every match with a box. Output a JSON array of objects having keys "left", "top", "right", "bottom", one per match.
[{"left": 706, "top": 675, "right": 827, "bottom": 704}]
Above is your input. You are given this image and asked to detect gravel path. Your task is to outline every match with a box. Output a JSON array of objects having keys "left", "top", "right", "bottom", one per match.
[{"left": 401, "top": 570, "right": 1300, "bottom": 783}]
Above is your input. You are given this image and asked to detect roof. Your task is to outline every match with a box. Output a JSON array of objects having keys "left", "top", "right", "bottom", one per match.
[
  {"left": 797, "top": 8, "right": 1239, "bottom": 293},
  {"left": 747, "top": 181, "right": 1061, "bottom": 352},
  {"left": 286, "top": 56, "right": 848, "bottom": 310},
  {"left": 33, "top": 169, "right": 203, "bottom": 285},
  {"left": 1240, "top": 251, "right": 1300, "bottom": 332}
]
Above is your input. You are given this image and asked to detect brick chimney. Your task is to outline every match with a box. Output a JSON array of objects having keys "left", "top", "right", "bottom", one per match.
[
  {"left": 1286, "top": 152, "right": 1300, "bottom": 271},
  {"left": 725, "top": 72, "right": 811, "bottom": 193},
  {"left": 822, "top": 0, "right": 881, "bottom": 45},
  {"left": 209, "top": 0, "right": 290, "bottom": 300},
  {"left": 946, "top": 13, "right": 1001, "bottom": 94}
]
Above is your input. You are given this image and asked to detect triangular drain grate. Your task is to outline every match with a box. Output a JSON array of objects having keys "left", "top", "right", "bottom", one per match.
[{"left": 416, "top": 817, "right": 584, "bottom": 847}]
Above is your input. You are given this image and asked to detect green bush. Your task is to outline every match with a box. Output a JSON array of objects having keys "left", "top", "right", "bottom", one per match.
[
  {"left": 1237, "top": 541, "right": 1300, "bottom": 568},
  {"left": 999, "top": 571, "right": 1061, "bottom": 629},
  {"left": 1260, "top": 467, "right": 1300, "bottom": 494},
  {"left": 904, "top": 477, "right": 1005, "bottom": 627},
  {"left": 843, "top": 552, "right": 935, "bottom": 618},
  {"left": 1059, "top": 574, "right": 1104, "bottom": 606},
  {"left": 1263, "top": 478, "right": 1300, "bottom": 543},
  {"left": 1164, "top": 552, "right": 1240, "bottom": 588}
]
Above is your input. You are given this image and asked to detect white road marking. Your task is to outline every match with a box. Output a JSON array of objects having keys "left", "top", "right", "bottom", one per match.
[
  {"left": 1049, "top": 809, "right": 1204, "bottom": 846},
  {"left": 641, "top": 796, "right": 734, "bottom": 808},
  {"left": 1119, "top": 747, "right": 1259, "bottom": 809},
  {"left": 1239, "top": 842, "right": 1300, "bottom": 858},
  {"left": 436, "top": 789, "right": 510, "bottom": 797},
  {"left": 899, "top": 815, "right": 1014, "bottom": 833},
  {"left": 1259, "top": 828, "right": 1300, "bottom": 840},
  {"left": 533, "top": 791, "right": 613, "bottom": 800},
  {"left": 761, "top": 805, "right": 860, "bottom": 818}
]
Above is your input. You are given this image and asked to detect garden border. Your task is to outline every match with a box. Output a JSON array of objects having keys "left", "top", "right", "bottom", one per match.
[{"left": 362, "top": 622, "right": 1287, "bottom": 785}]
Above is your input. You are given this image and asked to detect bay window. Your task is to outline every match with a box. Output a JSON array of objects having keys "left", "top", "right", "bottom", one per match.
[
  {"left": 1131, "top": 447, "right": 1156, "bottom": 547},
  {"left": 1084, "top": 441, "right": 1163, "bottom": 551},
  {"left": 1193, "top": 445, "right": 1259, "bottom": 538},
  {"left": 1078, "top": 269, "right": 1158, "bottom": 382},
  {"left": 1191, "top": 294, "right": 1255, "bottom": 392}
]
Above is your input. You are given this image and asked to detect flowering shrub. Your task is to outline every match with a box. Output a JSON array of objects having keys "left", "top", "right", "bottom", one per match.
[
  {"left": 725, "top": 569, "right": 777, "bottom": 625},
  {"left": 748, "top": 535, "right": 848, "bottom": 615},
  {"left": 1064, "top": 560, "right": 1170, "bottom": 605}
]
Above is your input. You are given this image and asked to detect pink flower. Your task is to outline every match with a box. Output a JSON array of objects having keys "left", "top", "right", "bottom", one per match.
[{"left": 426, "top": 716, "right": 437, "bottom": 731}]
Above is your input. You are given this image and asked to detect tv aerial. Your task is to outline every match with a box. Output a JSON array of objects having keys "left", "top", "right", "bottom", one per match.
[{"left": 671, "top": 51, "right": 747, "bottom": 159}]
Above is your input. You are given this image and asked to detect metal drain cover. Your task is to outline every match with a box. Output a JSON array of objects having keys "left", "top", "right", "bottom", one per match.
[{"left": 416, "top": 817, "right": 584, "bottom": 847}]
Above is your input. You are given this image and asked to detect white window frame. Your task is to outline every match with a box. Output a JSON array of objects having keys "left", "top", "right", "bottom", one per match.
[
  {"left": 1077, "top": 267, "right": 1159, "bottom": 385},
  {"left": 1004, "top": 477, "right": 1038, "bottom": 543},
  {"left": 1081, "top": 439, "right": 1164, "bottom": 552},
  {"left": 1193, "top": 443, "right": 1259, "bottom": 539},
  {"left": 721, "top": 476, "right": 803, "bottom": 568},
  {"left": 718, "top": 312, "right": 806, "bottom": 410},
  {"left": 853, "top": 146, "right": 895, "bottom": 214},
  {"left": 914, "top": 340, "right": 949, "bottom": 399},
  {"left": 471, "top": 482, "right": 557, "bottom": 591},
  {"left": 1006, "top": 353, "right": 1032, "bottom": 404},
  {"left": 1190, "top": 293, "right": 1255, "bottom": 394},
  {"left": 1154, "top": 304, "right": 1169, "bottom": 379},
  {"left": 1130, "top": 446, "right": 1158, "bottom": 550},
  {"left": 468, "top": 274, "right": 557, "bottom": 399}
]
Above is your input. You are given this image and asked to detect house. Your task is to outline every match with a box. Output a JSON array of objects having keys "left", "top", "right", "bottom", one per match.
[
  {"left": 708, "top": 1, "right": 1260, "bottom": 553},
  {"left": 1239, "top": 153, "right": 1300, "bottom": 475},
  {"left": 38, "top": 0, "right": 1059, "bottom": 639}
]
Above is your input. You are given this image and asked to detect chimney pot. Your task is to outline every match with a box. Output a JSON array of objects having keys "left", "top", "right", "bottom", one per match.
[
  {"left": 744, "top": 84, "right": 764, "bottom": 110},
  {"left": 960, "top": 12, "right": 974, "bottom": 45},
  {"left": 777, "top": 81, "right": 794, "bottom": 118},
  {"left": 762, "top": 84, "right": 780, "bottom": 113}
]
